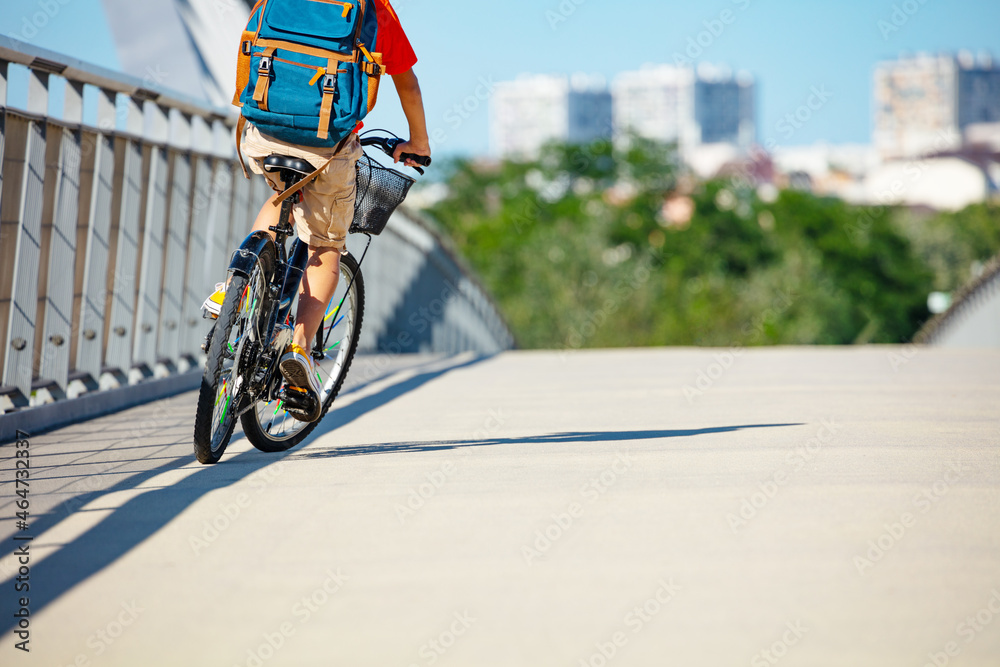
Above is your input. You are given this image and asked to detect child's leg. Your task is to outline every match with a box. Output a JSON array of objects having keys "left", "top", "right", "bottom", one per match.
[
  {"left": 292, "top": 245, "right": 341, "bottom": 351},
  {"left": 251, "top": 192, "right": 282, "bottom": 237}
]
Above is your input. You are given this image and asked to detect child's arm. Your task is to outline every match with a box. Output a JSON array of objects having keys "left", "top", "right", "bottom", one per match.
[{"left": 390, "top": 69, "right": 431, "bottom": 166}]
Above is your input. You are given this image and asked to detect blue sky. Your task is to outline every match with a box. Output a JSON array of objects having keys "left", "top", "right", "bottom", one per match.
[{"left": 2, "top": 0, "right": 998, "bottom": 156}]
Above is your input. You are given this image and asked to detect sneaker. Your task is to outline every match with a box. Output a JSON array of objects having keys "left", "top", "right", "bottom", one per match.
[
  {"left": 202, "top": 282, "right": 226, "bottom": 319},
  {"left": 279, "top": 343, "right": 323, "bottom": 422}
]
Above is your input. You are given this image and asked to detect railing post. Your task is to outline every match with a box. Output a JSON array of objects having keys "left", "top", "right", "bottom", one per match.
[
  {"left": 228, "top": 162, "right": 251, "bottom": 253},
  {"left": 212, "top": 118, "right": 232, "bottom": 159},
  {"left": 204, "top": 160, "right": 235, "bottom": 307},
  {"left": 132, "top": 104, "right": 170, "bottom": 376},
  {"left": 158, "top": 111, "right": 193, "bottom": 368},
  {"left": 26, "top": 68, "right": 48, "bottom": 116},
  {"left": 96, "top": 87, "right": 116, "bottom": 134},
  {"left": 181, "top": 148, "right": 215, "bottom": 360},
  {"left": 0, "top": 60, "right": 7, "bottom": 206},
  {"left": 125, "top": 95, "right": 144, "bottom": 137},
  {"left": 2, "top": 110, "right": 48, "bottom": 402},
  {"left": 37, "top": 105, "right": 83, "bottom": 396},
  {"left": 0, "top": 60, "right": 8, "bottom": 108},
  {"left": 104, "top": 92, "right": 144, "bottom": 383},
  {"left": 64, "top": 80, "right": 84, "bottom": 125},
  {"left": 75, "top": 119, "right": 115, "bottom": 388}
]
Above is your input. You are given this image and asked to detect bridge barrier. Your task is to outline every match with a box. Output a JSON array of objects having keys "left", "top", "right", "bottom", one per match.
[
  {"left": 0, "top": 37, "right": 513, "bottom": 439},
  {"left": 915, "top": 254, "right": 1000, "bottom": 348}
]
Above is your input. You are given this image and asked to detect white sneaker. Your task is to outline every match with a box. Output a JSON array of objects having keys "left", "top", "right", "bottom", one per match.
[{"left": 202, "top": 282, "right": 226, "bottom": 319}]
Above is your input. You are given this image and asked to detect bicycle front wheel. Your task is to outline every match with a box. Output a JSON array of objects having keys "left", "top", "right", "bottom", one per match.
[
  {"left": 242, "top": 250, "right": 366, "bottom": 452},
  {"left": 192, "top": 263, "right": 267, "bottom": 464}
]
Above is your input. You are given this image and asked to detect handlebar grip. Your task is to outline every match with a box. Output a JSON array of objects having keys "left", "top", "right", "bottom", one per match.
[{"left": 399, "top": 153, "right": 432, "bottom": 167}]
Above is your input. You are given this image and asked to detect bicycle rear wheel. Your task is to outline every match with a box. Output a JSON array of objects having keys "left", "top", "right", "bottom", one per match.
[{"left": 241, "top": 250, "right": 365, "bottom": 452}]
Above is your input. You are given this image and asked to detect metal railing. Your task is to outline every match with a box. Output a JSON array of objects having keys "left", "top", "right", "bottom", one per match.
[
  {"left": 914, "top": 253, "right": 1000, "bottom": 346},
  {"left": 0, "top": 36, "right": 272, "bottom": 410},
  {"left": 0, "top": 37, "right": 516, "bottom": 422}
]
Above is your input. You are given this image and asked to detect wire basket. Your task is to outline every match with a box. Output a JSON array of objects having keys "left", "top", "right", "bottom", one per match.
[{"left": 350, "top": 156, "right": 415, "bottom": 235}]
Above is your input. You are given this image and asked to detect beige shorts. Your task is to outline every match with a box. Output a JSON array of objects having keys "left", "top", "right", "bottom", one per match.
[{"left": 242, "top": 123, "right": 362, "bottom": 251}]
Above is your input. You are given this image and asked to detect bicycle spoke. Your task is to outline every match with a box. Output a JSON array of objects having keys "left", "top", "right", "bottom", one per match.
[{"left": 246, "top": 255, "right": 361, "bottom": 446}]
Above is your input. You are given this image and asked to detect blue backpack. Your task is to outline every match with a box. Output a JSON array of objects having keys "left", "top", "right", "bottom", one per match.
[{"left": 233, "top": 0, "right": 383, "bottom": 148}]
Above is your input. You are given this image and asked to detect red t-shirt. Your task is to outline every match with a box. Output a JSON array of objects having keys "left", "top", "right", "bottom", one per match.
[{"left": 373, "top": 0, "right": 417, "bottom": 75}]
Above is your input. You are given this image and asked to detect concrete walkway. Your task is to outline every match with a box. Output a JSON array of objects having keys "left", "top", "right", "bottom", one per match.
[{"left": 0, "top": 348, "right": 998, "bottom": 666}]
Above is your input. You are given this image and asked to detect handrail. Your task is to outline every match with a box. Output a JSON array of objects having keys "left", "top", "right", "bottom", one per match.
[
  {"left": 0, "top": 38, "right": 514, "bottom": 425},
  {"left": 914, "top": 253, "right": 1000, "bottom": 345},
  {"left": 0, "top": 38, "right": 265, "bottom": 413},
  {"left": 0, "top": 36, "right": 236, "bottom": 125}
]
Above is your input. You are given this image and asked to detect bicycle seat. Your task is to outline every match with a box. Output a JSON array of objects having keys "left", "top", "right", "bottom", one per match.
[{"left": 263, "top": 155, "right": 313, "bottom": 176}]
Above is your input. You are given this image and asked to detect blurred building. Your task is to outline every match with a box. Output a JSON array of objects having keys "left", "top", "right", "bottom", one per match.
[
  {"left": 490, "top": 74, "right": 612, "bottom": 158},
  {"left": 612, "top": 65, "right": 697, "bottom": 149},
  {"left": 612, "top": 64, "right": 756, "bottom": 153},
  {"left": 874, "top": 52, "right": 1000, "bottom": 159}
]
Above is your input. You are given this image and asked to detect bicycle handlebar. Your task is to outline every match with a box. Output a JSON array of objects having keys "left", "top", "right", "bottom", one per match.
[{"left": 359, "top": 134, "right": 432, "bottom": 175}]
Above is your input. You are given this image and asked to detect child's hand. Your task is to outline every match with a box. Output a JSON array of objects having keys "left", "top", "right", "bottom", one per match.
[{"left": 393, "top": 139, "right": 431, "bottom": 168}]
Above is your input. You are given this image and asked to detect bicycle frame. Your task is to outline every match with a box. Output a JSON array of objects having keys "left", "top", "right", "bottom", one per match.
[{"left": 220, "top": 133, "right": 421, "bottom": 411}]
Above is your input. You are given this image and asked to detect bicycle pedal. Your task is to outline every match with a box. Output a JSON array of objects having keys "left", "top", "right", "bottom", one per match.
[{"left": 279, "top": 386, "right": 318, "bottom": 415}]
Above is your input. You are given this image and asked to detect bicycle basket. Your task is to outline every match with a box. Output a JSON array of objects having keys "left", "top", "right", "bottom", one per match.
[{"left": 350, "top": 156, "right": 415, "bottom": 235}]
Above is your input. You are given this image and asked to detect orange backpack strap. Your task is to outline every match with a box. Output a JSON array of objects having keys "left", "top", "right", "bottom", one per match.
[
  {"left": 316, "top": 58, "right": 338, "bottom": 141},
  {"left": 235, "top": 115, "right": 250, "bottom": 180},
  {"left": 252, "top": 46, "right": 276, "bottom": 111}
]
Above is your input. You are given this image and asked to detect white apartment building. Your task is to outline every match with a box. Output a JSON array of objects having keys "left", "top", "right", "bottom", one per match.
[
  {"left": 612, "top": 65, "right": 697, "bottom": 149},
  {"left": 612, "top": 64, "right": 756, "bottom": 153},
  {"left": 490, "top": 74, "right": 613, "bottom": 158},
  {"left": 874, "top": 52, "right": 1000, "bottom": 158}
]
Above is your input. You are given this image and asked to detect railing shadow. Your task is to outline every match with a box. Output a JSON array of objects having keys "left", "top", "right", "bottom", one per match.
[
  {"left": 0, "top": 354, "right": 491, "bottom": 636},
  {"left": 287, "top": 424, "right": 805, "bottom": 460}
]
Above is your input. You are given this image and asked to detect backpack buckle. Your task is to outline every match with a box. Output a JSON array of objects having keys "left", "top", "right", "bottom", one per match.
[
  {"left": 322, "top": 74, "right": 337, "bottom": 92},
  {"left": 258, "top": 57, "right": 272, "bottom": 75},
  {"left": 241, "top": 40, "right": 253, "bottom": 56}
]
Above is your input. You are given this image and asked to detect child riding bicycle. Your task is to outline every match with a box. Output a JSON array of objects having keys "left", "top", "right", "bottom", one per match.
[{"left": 205, "top": 0, "right": 431, "bottom": 422}]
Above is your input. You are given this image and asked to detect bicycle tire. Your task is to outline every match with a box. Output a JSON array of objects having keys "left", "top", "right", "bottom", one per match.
[
  {"left": 241, "top": 250, "right": 366, "bottom": 452},
  {"left": 193, "top": 272, "right": 250, "bottom": 464}
]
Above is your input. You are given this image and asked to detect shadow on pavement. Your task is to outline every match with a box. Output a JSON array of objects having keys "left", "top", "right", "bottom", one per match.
[
  {"left": 0, "top": 354, "right": 490, "bottom": 637},
  {"left": 289, "top": 423, "right": 805, "bottom": 460}
]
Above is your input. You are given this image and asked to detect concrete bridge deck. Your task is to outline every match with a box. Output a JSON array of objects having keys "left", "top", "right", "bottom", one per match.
[{"left": 0, "top": 347, "right": 998, "bottom": 666}]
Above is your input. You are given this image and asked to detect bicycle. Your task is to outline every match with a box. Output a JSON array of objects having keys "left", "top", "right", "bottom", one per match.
[{"left": 192, "top": 131, "right": 431, "bottom": 464}]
